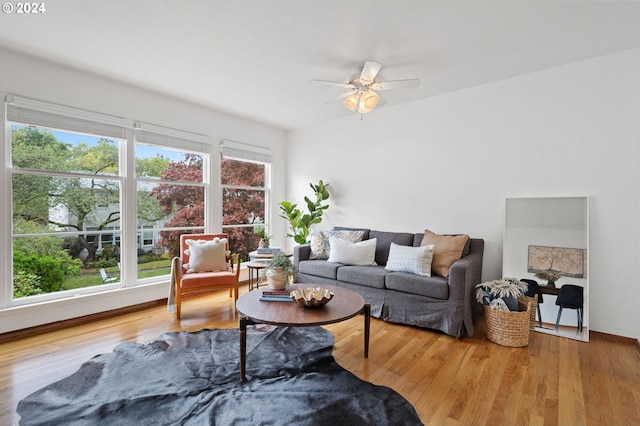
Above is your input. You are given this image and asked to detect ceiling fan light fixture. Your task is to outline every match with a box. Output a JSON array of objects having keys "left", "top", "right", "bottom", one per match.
[
  {"left": 317, "top": 60, "right": 421, "bottom": 116},
  {"left": 342, "top": 88, "right": 379, "bottom": 114},
  {"left": 342, "top": 92, "right": 359, "bottom": 111},
  {"left": 359, "top": 90, "right": 379, "bottom": 113}
]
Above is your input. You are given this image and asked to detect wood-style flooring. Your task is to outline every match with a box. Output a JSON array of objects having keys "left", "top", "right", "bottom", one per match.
[{"left": 1, "top": 284, "right": 639, "bottom": 425}]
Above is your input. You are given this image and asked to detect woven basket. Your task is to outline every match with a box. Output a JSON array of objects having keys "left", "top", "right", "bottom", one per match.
[
  {"left": 520, "top": 294, "right": 538, "bottom": 330},
  {"left": 484, "top": 296, "right": 533, "bottom": 347}
]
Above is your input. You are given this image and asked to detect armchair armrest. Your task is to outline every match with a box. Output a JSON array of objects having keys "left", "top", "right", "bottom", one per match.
[{"left": 229, "top": 253, "right": 241, "bottom": 279}]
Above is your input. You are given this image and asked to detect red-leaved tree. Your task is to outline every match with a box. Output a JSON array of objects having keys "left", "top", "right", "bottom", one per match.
[
  {"left": 152, "top": 154, "right": 204, "bottom": 257},
  {"left": 221, "top": 158, "right": 266, "bottom": 260},
  {"left": 153, "top": 155, "right": 266, "bottom": 260}
]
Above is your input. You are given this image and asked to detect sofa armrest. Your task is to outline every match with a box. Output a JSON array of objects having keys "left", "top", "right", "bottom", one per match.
[
  {"left": 293, "top": 244, "right": 311, "bottom": 268},
  {"left": 448, "top": 239, "right": 485, "bottom": 337}
]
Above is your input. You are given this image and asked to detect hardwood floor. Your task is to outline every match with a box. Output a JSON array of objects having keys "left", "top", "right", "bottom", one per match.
[{"left": 1, "top": 284, "right": 639, "bottom": 425}]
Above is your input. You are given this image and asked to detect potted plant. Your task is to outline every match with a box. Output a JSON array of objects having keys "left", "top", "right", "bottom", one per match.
[
  {"left": 534, "top": 270, "right": 562, "bottom": 287},
  {"left": 251, "top": 217, "right": 272, "bottom": 248},
  {"left": 279, "top": 180, "right": 330, "bottom": 244},
  {"left": 265, "top": 252, "right": 296, "bottom": 290}
]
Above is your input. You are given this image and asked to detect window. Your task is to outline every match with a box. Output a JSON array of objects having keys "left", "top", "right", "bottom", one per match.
[
  {"left": 134, "top": 135, "right": 209, "bottom": 279},
  {"left": 10, "top": 124, "right": 124, "bottom": 299},
  {"left": 221, "top": 141, "right": 272, "bottom": 261},
  {"left": 4, "top": 95, "right": 212, "bottom": 305}
]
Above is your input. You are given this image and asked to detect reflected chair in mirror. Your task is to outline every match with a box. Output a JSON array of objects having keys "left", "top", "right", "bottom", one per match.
[
  {"left": 172, "top": 233, "right": 241, "bottom": 319},
  {"left": 555, "top": 284, "right": 584, "bottom": 333},
  {"left": 521, "top": 278, "right": 543, "bottom": 327}
]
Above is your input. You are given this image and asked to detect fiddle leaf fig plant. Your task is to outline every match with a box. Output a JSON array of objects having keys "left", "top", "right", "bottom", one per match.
[{"left": 279, "top": 180, "right": 330, "bottom": 244}]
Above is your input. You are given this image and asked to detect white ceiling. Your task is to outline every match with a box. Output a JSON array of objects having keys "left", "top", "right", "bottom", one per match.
[{"left": 2, "top": 1, "right": 640, "bottom": 130}]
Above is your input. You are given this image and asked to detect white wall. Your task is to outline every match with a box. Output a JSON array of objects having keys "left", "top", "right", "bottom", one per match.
[
  {"left": 287, "top": 48, "right": 640, "bottom": 339},
  {"left": 0, "top": 47, "right": 288, "bottom": 333}
]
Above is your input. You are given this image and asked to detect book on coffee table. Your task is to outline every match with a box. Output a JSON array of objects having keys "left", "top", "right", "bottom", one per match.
[
  {"left": 262, "top": 290, "right": 291, "bottom": 296},
  {"left": 259, "top": 294, "right": 293, "bottom": 302}
]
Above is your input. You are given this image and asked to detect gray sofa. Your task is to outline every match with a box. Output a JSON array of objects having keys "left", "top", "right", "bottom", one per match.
[{"left": 294, "top": 227, "right": 484, "bottom": 337}]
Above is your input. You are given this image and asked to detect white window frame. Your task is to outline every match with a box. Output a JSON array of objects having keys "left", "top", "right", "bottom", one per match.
[{"left": 1, "top": 94, "right": 214, "bottom": 308}]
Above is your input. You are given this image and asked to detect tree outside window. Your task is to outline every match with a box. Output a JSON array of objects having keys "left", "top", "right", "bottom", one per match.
[{"left": 221, "top": 158, "right": 269, "bottom": 261}]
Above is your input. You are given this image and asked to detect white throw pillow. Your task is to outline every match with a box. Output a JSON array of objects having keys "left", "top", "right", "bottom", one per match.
[
  {"left": 309, "top": 230, "right": 365, "bottom": 260},
  {"left": 183, "top": 238, "right": 229, "bottom": 273},
  {"left": 385, "top": 243, "right": 435, "bottom": 277},
  {"left": 327, "top": 237, "right": 377, "bottom": 266}
]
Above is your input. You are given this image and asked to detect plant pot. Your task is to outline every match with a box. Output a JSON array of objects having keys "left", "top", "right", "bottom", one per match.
[
  {"left": 266, "top": 267, "right": 287, "bottom": 290},
  {"left": 259, "top": 238, "right": 270, "bottom": 249}
]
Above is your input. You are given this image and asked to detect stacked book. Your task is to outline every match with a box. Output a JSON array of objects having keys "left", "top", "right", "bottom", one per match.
[
  {"left": 257, "top": 247, "right": 281, "bottom": 254},
  {"left": 259, "top": 290, "right": 292, "bottom": 302}
]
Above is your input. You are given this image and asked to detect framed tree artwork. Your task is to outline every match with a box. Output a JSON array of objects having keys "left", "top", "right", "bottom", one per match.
[{"left": 527, "top": 245, "right": 586, "bottom": 278}]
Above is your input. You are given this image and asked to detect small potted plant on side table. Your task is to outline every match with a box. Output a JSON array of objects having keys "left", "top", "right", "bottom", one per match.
[
  {"left": 265, "top": 252, "right": 296, "bottom": 290},
  {"left": 251, "top": 217, "right": 272, "bottom": 249}
]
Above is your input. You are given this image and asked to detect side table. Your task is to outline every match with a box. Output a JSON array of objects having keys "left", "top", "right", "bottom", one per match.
[
  {"left": 248, "top": 250, "right": 292, "bottom": 262},
  {"left": 246, "top": 260, "right": 269, "bottom": 291}
]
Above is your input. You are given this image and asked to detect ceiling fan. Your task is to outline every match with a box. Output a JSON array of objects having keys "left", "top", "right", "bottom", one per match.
[{"left": 316, "top": 61, "right": 421, "bottom": 114}]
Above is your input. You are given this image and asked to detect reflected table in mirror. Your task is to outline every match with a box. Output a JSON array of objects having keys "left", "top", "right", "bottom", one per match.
[{"left": 539, "top": 285, "right": 560, "bottom": 296}]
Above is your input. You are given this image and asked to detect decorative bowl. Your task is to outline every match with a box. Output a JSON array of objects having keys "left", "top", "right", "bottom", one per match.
[{"left": 290, "top": 287, "right": 334, "bottom": 308}]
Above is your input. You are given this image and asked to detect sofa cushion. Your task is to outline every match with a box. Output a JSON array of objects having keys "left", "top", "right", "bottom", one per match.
[
  {"left": 332, "top": 226, "right": 371, "bottom": 241},
  {"left": 385, "top": 272, "right": 450, "bottom": 299},
  {"left": 385, "top": 243, "right": 434, "bottom": 277},
  {"left": 421, "top": 230, "right": 470, "bottom": 278},
  {"left": 369, "top": 230, "right": 415, "bottom": 266},
  {"left": 298, "top": 260, "right": 342, "bottom": 280},
  {"left": 327, "top": 237, "right": 377, "bottom": 266},
  {"left": 309, "top": 229, "right": 365, "bottom": 260},
  {"left": 337, "top": 265, "right": 387, "bottom": 289}
]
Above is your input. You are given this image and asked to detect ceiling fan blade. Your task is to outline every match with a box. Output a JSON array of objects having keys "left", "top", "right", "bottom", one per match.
[
  {"left": 374, "top": 79, "right": 421, "bottom": 90},
  {"left": 314, "top": 79, "right": 354, "bottom": 89},
  {"left": 360, "top": 61, "right": 382, "bottom": 82},
  {"left": 374, "top": 91, "right": 387, "bottom": 107}
]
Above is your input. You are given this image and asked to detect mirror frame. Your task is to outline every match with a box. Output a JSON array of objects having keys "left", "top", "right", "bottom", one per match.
[{"left": 503, "top": 196, "right": 589, "bottom": 342}]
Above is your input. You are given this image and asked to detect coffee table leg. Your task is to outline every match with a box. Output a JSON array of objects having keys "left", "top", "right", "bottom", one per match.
[
  {"left": 239, "top": 316, "right": 247, "bottom": 381},
  {"left": 363, "top": 304, "right": 370, "bottom": 358}
]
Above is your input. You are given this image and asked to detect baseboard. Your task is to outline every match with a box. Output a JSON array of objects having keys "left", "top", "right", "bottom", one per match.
[
  {"left": 0, "top": 299, "right": 166, "bottom": 344},
  {"left": 590, "top": 330, "right": 639, "bottom": 345},
  {"left": 0, "top": 280, "right": 253, "bottom": 343}
]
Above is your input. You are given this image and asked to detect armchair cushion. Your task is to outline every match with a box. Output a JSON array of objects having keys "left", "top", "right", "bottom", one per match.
[
  {"left": 180, "top": 270, "right": 238, "bottom": 289},
  {"left": 183, "top": 238, "right": 229, "bottom": 273}
]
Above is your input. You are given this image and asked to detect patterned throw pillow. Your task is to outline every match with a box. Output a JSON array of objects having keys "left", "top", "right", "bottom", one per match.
[
  {"left": 309, "top": 230, "right": 365, "bottom": 260},
  {"left": 183, "top": 238, "right": 229, "bottom": 273},
  {"left": 327, "top": 237, "right": 377, "bottom": 266},
  {"left": 385, "top": 243, "right": 435, "bottom": 277}
]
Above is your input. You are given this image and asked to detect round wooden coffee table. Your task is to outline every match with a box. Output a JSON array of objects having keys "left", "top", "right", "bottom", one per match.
[{"left": 236, "top": 284, "right": 370, "bottom": 381}]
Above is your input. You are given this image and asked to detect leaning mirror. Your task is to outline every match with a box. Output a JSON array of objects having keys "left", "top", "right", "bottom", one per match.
[{"left": 503, "top": 197, "right": 589, "bottom": 342}]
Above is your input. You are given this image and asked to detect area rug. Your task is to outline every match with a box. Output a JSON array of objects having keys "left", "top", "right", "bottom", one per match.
[{"left": 17, "top": 326, "right": 422, "bottom": 425}]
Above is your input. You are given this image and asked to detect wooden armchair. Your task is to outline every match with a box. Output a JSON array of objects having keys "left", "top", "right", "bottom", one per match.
[{"left": 172, "top": 233, "right": 240, "bottom": 319}]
